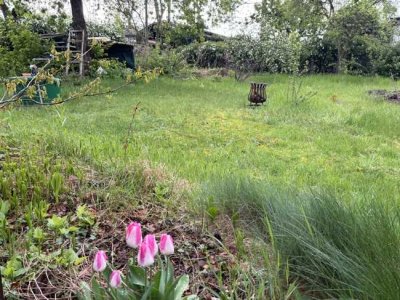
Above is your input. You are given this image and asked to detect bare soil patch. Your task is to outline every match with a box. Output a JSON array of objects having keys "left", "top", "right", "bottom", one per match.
[{"left": 368, "top": 89, "right": 400, "bottom": 103}]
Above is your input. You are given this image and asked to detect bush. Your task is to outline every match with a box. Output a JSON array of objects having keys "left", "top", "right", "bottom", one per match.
[
  {"left": 89, "top": 58, "right": 128, "bottom": 78},
  {"left": 136, "top": 47, "right": 189, "bottom": 76},
  {"left": 181, "top": 42, "right": 228, "bottom": 68},
  {"left": 164, "top": 23, "right": 205, "bottom": 47},
  {"left": 300, "top": 38, "right": 338, "bottom": 73},
  {"left": 27, "top": 13, "right": 69, "bottom": 34},
  {"left": 0, "top": 19, "right": 48, "bottom": 78},
  {"left": 227, "top": 25, "right": 302, "bottom": 74},
  {"left": 373, "top": 42, "right": 400, "bottom": 78}
]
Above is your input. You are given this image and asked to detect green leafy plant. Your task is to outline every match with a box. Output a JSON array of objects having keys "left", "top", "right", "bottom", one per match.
[
  {"left": 56, "top": 248, "right": 86, "bottom": 267},
  {"left": 2, "top": 255, "right": 27, "bottom": 280},
  {"left": 32, "top": 227, "right": 46, "bottom": 242},
  {"left": 0, "top": 18, "right": 48, "bottom": 77},
  {"left": 76, "top": 204, "right": 96, "bottom": 227},
  {"left": 47, "top": 214, "right": 78, "bottom": 236},
  {"left": 50, "top": 171, "right": 64, "bottom": 203}
]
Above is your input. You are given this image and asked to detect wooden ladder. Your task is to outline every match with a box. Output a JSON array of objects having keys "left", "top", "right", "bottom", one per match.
[{"left": 66, "top": 29, "right": 85, "bottom": 76}]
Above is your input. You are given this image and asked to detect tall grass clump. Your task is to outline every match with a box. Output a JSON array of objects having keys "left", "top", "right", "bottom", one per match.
[{"left": 200, "top": 177, "right": 400, "bottom": 299}]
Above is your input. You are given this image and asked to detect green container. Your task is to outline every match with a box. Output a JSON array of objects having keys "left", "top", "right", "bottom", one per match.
[{"left": 13, "top": 77, "right": 61, "bottom": 105}]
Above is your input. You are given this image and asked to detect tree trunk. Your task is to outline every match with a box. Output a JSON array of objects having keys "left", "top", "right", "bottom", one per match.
[
  {"left": 0, "top": 2, "right": 17, "bottom": 21},
  {"left": 167, "top": 0, "right": 171, "bottom": 23},
  {"left": 70, "top": 0, "right": 88, "bottom": 74},
  {"left": 0, "top": 3, "right": 10, "bottom": 19},
  {"left": 71, "top": 0, "right": 87, "bottom": 31},
  {"left": 337, "top": 46, "right": 343, "bottom": 74},
  {"left": 144, "top": 0, "right": 149, "bottom": 44},
  {"left": 154, "top": 0, "right": 162, "bottom": 43}
]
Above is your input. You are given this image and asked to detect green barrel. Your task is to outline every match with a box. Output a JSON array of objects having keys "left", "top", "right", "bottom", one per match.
[{"left": 12, "top": 77, "right": 61, "bottom": 105}]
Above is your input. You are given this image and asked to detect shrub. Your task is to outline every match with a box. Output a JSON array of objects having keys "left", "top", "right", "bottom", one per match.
[
  {"left": 89, "top": 58, "right": 128, "bottom": 78},
  {"left": 164, "top": 23, "right": 205, "bottom": 48},
  {"left": 181, "top": 42, "right": 228, "bottom": 68},
  {"left": 27, "top": 13, "right": 69, "bottom": 34},
  {"left": 137, "top": 47, "right": 189, "bottom": 76},
  {"left": 373, "top": 42, "right": 400, "bottom": 78},
  {"left": 0, "top": 19, "right": 48, "bottom": 78},
  {"left": 226, "top": 25, "right": 302, "bottom": 75},
  {"left": 300, "top": 38, "right": 338, "bottom": 73}
]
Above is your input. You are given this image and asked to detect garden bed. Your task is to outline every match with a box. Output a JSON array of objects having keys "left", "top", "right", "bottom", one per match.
[
  {"left": 368, "top": 89, "right": 400, "bottom": 103},
  {"left": 1, "top": 146, "right": 239, "bottom": 299}
]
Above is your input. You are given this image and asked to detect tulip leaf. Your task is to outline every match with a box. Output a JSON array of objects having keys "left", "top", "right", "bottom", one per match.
[
  {"left": 91, "top": 277, "right": 105, "bottom": 300},
  {"left": 166, "top": 259, "right": 174, "bottom": 284},
  {"left": 165, "top": 274, "right": 189, "bottom": 300},
  {"left": 157, "top": 257, "right": 166, "bottom": 296},
  {"left": 78, "top": 282, "right": 92, "bottom": 300},
  {"left": 115, "top": 289, "right": 134, "bottom": 300},
  {"left": 103, "top": 266, "right": 112, "bottom": 283},
  {"left": 159, "top": 267, "right": 166, "bottom": 296},
  {"left": 127, "top": 265, "right": 146, "bottom": 287},
  {"left": 150, "top": 270, "right": 163, "bottom": 298},
  {"left": 183, "top": 296, "right": 200, "bottom": 300},
  {"left": 109, "top": 288, "right": 132, "bottom": 300},
  {"left": 173, "top": 275, "right": 189, "bottom": 300},
  {"left": 0, "top": 200, "right": 10, "bottom": 215},
  {"left": 140, "top": 284, "right": 153, "bottom": 300}
]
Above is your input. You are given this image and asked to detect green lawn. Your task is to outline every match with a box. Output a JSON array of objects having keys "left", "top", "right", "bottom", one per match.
[
  {"left": 4, "top": 74, "right": 400, "bottom": 203},
  {"left": 2, "top": 74, "right": 400, "bottom": 298}
]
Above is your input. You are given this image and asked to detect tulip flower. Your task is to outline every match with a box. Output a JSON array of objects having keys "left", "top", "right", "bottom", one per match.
[
  {"left": 93, "top": 250, "right": 107, "bottom": 272},
  {"left": 109, "top": 270, "right": 122, "bottom": 288},
  {"left": 143, "top": 234, "right": 158, "bottom": 256},
  {"left": 159, "top": 234, "right": 174, "bottom": 255},
  {"left": 138, "top": 242, "right": 155, "bottom": 267},
  {"left": 126, "top": 222, "right": 142, "bottom": 248}
]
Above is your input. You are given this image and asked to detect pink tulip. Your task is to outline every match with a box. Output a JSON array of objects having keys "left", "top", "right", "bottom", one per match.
[
  {"left": 93, "top": 250, "right": 107, "bottom": 272},
  {"left": 159, "top": 234, "right": 174, "bottom": 255},
  {"left": 138, "top": 242, "right": 155, "bottom": 267},
  {"left": 143, "top": 234, "right": 158, "bottom": 256},
  {"left": 126, "top": 222, "right": 142, "bottom": 248},
  {"left": 109, "top": 270, "right": 122, "bottom": 288}
]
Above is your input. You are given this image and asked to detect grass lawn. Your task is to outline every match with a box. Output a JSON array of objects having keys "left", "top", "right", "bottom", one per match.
[
  {"left": 1, "top": 73, "right": 400, "bottom": 298},
  {"left": 4, "top": 74, "right": 400, "bottom": 201}
]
